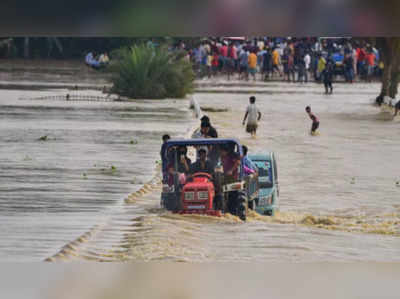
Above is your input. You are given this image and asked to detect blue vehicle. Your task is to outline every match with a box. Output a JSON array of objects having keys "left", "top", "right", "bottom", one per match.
[
  {"left": 331, "top": 52, "right": 345, "bottom": 76},
  {"left": 248, "top": 153, "right": 279, "bottom": 216}
]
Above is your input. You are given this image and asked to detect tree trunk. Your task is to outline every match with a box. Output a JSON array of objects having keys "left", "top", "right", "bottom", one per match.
[
  {"left": 388, "top": 39, "right": 400, "bottom": 98},
  {"left": 389, "top": 64, "right": 400, "bottom": 98},
  {"left": 376, "top": 37, "right": 400, "bottom": 104}
]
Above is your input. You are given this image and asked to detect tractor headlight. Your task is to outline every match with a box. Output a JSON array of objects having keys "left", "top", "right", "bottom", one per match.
[
  {"left": 198, "top": 191, "right": 209, "bottom": 200},
  {"left": 184, "top": 192, "right": 195, "bottom": 201}
]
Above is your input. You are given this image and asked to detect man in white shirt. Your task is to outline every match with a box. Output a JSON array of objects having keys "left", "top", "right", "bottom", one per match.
[
  {"left": 304, "top": 52, "right": 311, "bottom": 83},
  {"left": 242, "top": 96, "right": 262, "bottom": 138}
]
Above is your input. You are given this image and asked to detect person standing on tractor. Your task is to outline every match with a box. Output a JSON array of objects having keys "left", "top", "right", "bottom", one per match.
[
  {"left": 160, "top": 134, "right": 171, "bottom": 182},
  {"left": 192, "top": 117, "right": 219, "bottom": 167},
  {"left": 242, "top": 145, "right": 258, "bottom": 174},
  {"left": 201, "top": 115, "right": 218, "bottom": 137},
  {"left": 305, "top": 106, "right": 320, "bottom": 136},
  {"left": 242, "top": 96, "right": 262, "bottom": 138},
  {"left": 220, "top": 145, "right": 240, "bottom": 182},
  {"left": 200, "top": 120, "right": 220, "bottom": 168},
  {"left": 192, "top": 115, "right": 218, "bottom": 139},
  {"left": 200, "top": 120, "right": 218, "bottom": 138}
]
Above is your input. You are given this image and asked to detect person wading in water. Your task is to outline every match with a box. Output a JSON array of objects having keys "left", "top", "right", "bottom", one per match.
[
  {"left": 242, "top": 96, "right": 262, "bottom": 138},
  {"left": 305, "top": 106, "right": 320, "bottom": 136}
]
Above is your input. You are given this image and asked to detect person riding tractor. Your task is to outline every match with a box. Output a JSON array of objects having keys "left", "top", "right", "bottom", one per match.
[{"left": 161, "top": 138, "right": 259, "bottom": 221}]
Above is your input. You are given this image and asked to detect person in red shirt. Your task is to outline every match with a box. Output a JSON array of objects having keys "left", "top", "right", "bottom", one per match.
[
  {"left": 220, "top": 43, "right": 228, "bottom": 57},
  {"left": 219, "top": 42, "right": 229, "bottom": 74},
  {"left": 212, "top": 52, "right": 219, "bottom": 76},
  {"left": 356, "top": 46, "right": 366, "bottom": 78},
  {"left": 366, "top": 50, "right": 375, "bottom": 82}
]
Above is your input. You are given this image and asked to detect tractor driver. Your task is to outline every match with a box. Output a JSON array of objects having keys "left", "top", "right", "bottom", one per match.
[{"left": 189, "top": 148, "right": 214, "bottom": 175}]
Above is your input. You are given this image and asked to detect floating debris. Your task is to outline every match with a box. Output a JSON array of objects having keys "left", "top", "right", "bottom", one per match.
[{"left": 38, "top": 135, "right": 48, "bottom": 141}]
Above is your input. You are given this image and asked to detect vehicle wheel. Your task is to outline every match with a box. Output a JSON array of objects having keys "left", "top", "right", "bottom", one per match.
[
  {"left": 237, "top": 191, "right": 247, "bottom": 221},
  {"left": 165, "top": 193, "right": 179, "bottom": 212},
  {"left": 165, "top": 195, "right": 174, "bottom": 211},
  {"left": 238, "top": 202, "right": 246, "bottom": 221},
  {"left": 264, "top": 210, "right": 273, "bottom": 216},
  {"left": 214, "top": 194, "right": 224, "bottom": 211}
]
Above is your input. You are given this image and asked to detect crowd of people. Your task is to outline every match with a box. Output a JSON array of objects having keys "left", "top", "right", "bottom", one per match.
[
  {"left": 180, "top": 37, "right": 383, "bottom": 83},
  {"left": 85, "top": 51, "right": 110, "bottom": 69}
]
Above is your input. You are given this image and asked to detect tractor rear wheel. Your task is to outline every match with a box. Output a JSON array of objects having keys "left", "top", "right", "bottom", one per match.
[{"left": 237, "top": 191, "right": 247, "bottom": 221}]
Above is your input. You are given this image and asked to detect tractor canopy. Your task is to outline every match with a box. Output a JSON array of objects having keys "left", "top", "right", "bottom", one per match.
[{"left": 162, "top": 138, "right": 244, "bottom": 178}]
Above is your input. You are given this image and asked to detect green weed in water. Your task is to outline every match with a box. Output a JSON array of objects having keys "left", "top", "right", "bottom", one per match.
[{"left": 38, "top": 135, "right": 48, "bottom": 141}]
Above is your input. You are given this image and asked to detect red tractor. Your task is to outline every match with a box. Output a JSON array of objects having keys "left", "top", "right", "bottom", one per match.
[
  {"left": 161, "top": 138, "right": 259, "bottom": 221},
  {"left": 180, "top": 172, "right": 221, "bottom": 216}
]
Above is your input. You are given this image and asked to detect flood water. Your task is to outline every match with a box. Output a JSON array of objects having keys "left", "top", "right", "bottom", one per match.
[
  {"left": 0, "top": 88, "right": 194, "bottom": 261},
  {"left": 1, "top": 81, "right": 400, "bottom": 262}
]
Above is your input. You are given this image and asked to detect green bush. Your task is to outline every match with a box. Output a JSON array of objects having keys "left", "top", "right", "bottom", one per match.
[{"left": 110, "top": 44, "right": 194, "bottom": 99}]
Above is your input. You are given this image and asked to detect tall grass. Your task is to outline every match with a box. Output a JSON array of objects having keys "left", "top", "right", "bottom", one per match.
[{"left": 110, "top": 44, "right": 194, "bottom": 99}]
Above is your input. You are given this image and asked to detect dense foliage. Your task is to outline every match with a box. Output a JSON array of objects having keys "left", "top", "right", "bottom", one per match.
[{"left": 110, "top": 44, "right": 194, "bottom": 99}]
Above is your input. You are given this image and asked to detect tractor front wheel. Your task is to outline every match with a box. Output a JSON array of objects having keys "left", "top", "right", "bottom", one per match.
[{"left": 214, "top": 194, "right": 224, "bottom": 211}]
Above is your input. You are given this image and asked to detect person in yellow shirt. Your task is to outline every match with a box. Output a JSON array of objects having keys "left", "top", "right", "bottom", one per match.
[
  {"left": 248, "top": 51, "right": 258, "bottom": 81},
  {"left": 272, "top": 48, "right": 282, "bottom": 77},
  {"left": 317, "top": 54, "right": 326, "bottom": 82}
]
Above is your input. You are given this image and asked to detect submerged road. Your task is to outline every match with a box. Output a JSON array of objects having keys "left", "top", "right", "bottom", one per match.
[{"left": 46, "top": 82, "right": 400, "bottom": 262}]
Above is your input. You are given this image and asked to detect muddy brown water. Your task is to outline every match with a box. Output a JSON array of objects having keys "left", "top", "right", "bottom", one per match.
[
  {"left": 0, "top": 88, "right": 194, "bottom": 261},
  {"left": 1, "top": 81, "right": 400, "bottom": 262},
  {"left": 43, "top": 82, "right": 399, "bottom": 262}
]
